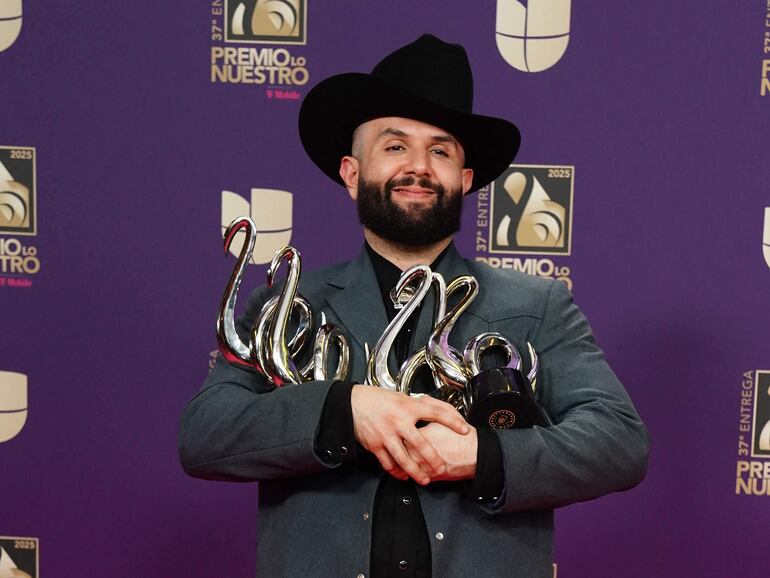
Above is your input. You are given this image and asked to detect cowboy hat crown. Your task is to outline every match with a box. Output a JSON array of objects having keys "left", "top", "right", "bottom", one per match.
[{"left": 298, "top": 34, "right": 521, "bottom": 192}]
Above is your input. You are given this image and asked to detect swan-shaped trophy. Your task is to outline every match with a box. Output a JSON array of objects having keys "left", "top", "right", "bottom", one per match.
[
  {"left": 397, "top": 273, "right": 470, "bottom": 412},
  {"left": 216, "top": 217, "right": 350, "bottom": 385},
  {"left": 365, "top": 264, "right": 433, "bottom": 390},
  {"left": 365, "top": 263, "right": 550, "bottom": 429},
  {"left": 217, "top": 217, "right": 258, "bottom": 370},
  {"left": 425, "top": 274, "right": 479, "bottom": 391}
]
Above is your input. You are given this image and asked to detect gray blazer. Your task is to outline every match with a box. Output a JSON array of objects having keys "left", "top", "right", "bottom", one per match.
[{"left": 178, "top": 245, "right": 648, "bottom": 578}]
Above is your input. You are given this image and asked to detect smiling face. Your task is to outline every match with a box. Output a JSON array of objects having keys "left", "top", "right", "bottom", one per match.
[{"left": 339, "top": 117, "right": 474, "bottom": 247}]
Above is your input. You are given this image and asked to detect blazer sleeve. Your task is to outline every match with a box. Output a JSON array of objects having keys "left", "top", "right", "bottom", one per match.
[
  {"left": 484, "top": 279, "right": 649, "bottom": 514},
  {"left": 177, "top": 285, "right": 342, "bottom": 482}
]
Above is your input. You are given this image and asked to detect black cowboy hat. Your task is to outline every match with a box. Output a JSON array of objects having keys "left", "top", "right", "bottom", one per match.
[{"left": 298, "top": 34, "right": 520, "bottom": 192}]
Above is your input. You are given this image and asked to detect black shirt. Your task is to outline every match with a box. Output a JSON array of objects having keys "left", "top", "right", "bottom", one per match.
[{"left": 315, "top": 243, "right": 504, "bottom": 578}]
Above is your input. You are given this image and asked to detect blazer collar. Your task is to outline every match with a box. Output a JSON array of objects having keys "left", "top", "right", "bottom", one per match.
[{"left": 325, "top": 247, "right": 389, "bottom": 352}]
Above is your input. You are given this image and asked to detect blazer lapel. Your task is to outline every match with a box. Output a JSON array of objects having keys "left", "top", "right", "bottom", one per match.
[{"left": 325, "top": 248, "right": 389, "bottom": 356}]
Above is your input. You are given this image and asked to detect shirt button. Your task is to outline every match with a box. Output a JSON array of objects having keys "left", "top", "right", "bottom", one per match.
[
  {"left": 401, "top": 496, "right": 412, "bottom": 506},
  {"left": 362, "top": 512, "right": 369, "bottom": 520},
  {"left": 357, "top": 574, "right": 365, "bottom": 578},
  {"left": 325, "top": 450, "right": 333, "bottom": 459},
  {"left": 399, "top": 560, "right": 408, "bottom": 570},
  {"left": 435, "top": 532, "right": 444, "bottom": 541}
]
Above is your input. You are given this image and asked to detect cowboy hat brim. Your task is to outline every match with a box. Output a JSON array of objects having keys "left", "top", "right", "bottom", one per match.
[{"left": 298, "top": 72, "right": 521, "bottom": 193}]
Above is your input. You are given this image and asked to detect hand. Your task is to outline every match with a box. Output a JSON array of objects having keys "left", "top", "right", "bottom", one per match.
[
  {"left": 351, "top": 385, "right": 469, "bottom": 485},
  {"left": 405, "top": 421, "right": 478, "bottom": 482}
]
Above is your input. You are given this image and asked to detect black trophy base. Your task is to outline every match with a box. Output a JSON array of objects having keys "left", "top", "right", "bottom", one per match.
[{"left": 466, "top": 367, "right": 550, "bottom": 430}]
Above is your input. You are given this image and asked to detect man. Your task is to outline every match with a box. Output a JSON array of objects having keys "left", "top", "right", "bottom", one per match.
[{"left": 178, "top": 34, "right": 648, "bottom": 578}]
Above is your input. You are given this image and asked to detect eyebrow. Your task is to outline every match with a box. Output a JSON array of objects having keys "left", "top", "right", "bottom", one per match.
[{"left": 377, "top": 128, "right": 458, "bottom": 146}]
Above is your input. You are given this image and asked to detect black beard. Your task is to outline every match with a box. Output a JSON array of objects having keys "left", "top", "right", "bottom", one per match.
[{"left": 356, "top": 175, "right": 463, "bottom": 247}]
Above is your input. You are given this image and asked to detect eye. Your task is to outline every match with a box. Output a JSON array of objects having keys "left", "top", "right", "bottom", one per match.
[
  {"left": 385, "top": 144, "right": 405, "bottom": 152},
  {"left": 431, "top": 148, "right": 449, "bottom": 157}
]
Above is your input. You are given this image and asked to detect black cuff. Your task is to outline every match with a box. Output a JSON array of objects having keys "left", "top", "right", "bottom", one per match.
[
  {"left": 467, "top": 428, "right": 505, "bottom": 503},
  {"left": 314, "top": 380, "right": 358, "bottom": 464}
]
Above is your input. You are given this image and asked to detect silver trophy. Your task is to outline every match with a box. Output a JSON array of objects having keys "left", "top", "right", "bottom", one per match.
[
  {"left": 395, "top": 272, "right": 470, "bottom": 412},
  {"left": 365, "top": 264, "right": 550, "bottom": 429},
  {"left": 365, "top": 266, "right": 462, "bottom": 408},
  {"left": 462, "top": 333, "right": 550, "bottom": 429},
  {"left": 365, "top": 264, "right": 433, "bottom": 391},
  {"left": 217, "top": 216, "right": 350, "bottom": 385}
]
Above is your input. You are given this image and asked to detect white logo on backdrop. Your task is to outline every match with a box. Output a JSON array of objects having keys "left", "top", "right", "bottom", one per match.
[
  {"left": 221, "top": 188, "right": 293, "bottom": 264},
  {"left": 495, "top": 0, "right": 571, "bottom": 72},
  {"left": 0, "top": 371, "right": 27, "bottom": 443},
  {"left": 763, "top": 207, "right": 770, "bottom": 270},
  {"left": 0, "top": 0, "right": 23, "bottom": 53}
]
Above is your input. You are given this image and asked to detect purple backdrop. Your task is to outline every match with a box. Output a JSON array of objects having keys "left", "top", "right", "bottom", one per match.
[{"left": 2, "top": 1, "right": 770, "bottom": 576}]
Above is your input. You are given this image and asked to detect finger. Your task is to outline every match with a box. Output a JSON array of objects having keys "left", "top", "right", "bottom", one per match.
[
  {"left": 402, "top": 429, "right": 446, "bottom": 477},
  {"left": 389, "top": 464, "right": 409, "bottom": 480},
  {"left": 383, "top": 449, "right": 409, "bottom": 480},
  {"left": 417, "top": 398, "right": 469, "bottom": 434},
  {"left": 385, "top": 438, "right": 430, "bottom": 485},
  {"left": 373, "top": 447, "right": 397, "bottom": 473},
  {"left": 401, "top": 437, "right": 435, "bottom": 480}
]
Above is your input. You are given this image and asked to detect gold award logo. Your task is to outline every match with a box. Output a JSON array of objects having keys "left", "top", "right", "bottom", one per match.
[
  {"left": 0, "top": 371, "right": 27, "bottom": 443},
  {"left": 763, "top": 207, "right": 770, "bottom": 270},
  {"left": 496, "top": 0, "right": 571, "bottom": 72},
  {"left": 0, "top": 537, "right": 38, "bottom": 578},
  {"left": 490, "top": 165, "right": 573, "bottom": 256},
  {"left": 0, "top": 147, "right": 35, "bottom": 236},
  {"left": 0, "top": 147, "right": 39, "bottom": 286},
  {"left": 221, "top": 188, "right": 292, "bottom": 264},
  {"left": 476, "top": 164, "right": 574, "bottom": 289},
  {"left": 0, "top": 0, "right": 22, "bottom": 53},
  {"left": 226, "top": 0, "right": 305, "bottom": 44},
  {"left": 210, "top": 0, "right": 309, "bottom": 93}
]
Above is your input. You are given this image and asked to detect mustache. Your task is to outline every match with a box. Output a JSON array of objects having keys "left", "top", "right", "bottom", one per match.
[{"left": 385, "top": 176, "right": 445, "bottom": 196}]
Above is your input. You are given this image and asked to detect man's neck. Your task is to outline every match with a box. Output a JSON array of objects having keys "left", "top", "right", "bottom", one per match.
[{"left": 363, "top": 229, "right": 453, "bottom": 271}]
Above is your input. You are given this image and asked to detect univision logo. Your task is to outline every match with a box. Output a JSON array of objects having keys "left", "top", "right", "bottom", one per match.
[
  {"left": 0, "top": 0, "right": 22, "bottom": 53},
  {"left": 496, "top": 0, "right": 571, "bottom": 72},
  {"left": 763, "top": 207, "right": 770, "bottom": 270},
  {"left": 221, "top": 188, "right": 292, "bottom": 264},
  {"left": 0, "top": 371, "right": 27, "bottom": 443},
  {"left": 226, "top": 0, "right": 306, "bottom": 44}
]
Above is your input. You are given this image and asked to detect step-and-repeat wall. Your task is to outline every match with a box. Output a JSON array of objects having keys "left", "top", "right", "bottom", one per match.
[{"left": 2, "top": 1, "right": 769, "bottom": 576}]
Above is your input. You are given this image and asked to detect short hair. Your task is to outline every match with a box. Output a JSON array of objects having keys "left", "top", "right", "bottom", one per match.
[{"left": 350, "top": 124, "right": 365, "bottom": 159}]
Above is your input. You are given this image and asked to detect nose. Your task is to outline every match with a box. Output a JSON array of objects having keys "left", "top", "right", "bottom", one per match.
[{"left": 402, "top": 147, "right": 432, "bottom": 178}]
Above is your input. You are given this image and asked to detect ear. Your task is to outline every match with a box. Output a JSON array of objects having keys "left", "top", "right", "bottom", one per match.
[
  {"left": 461, "top": 168, "right": 474, "bottom": 195},
  {"left": 339, "top": 156, "right": 360, "bottom": 200}
]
